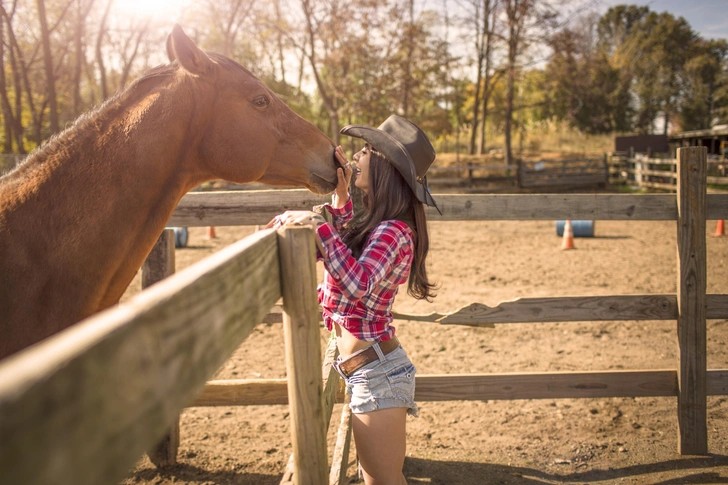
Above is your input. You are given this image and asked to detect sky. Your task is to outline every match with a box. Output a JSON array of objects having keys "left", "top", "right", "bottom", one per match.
[
  {"left": 113, "top": 0, "right": 727, "bottom": 43},
  {"left": 597, "top": 0, "right": 728, "bottom": 41}
]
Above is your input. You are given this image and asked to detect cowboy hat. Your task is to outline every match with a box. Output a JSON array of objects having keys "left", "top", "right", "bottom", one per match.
[{"left": 340, "top": 115, "right": 440, "bottom": 212}]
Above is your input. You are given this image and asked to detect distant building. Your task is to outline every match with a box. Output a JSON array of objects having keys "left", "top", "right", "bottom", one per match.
[
  {"left": 614, "top": 134, "right": 669, "bottom": 155},
  {"left": 668, "top": 125, "right": 728, "bottom": 159}
]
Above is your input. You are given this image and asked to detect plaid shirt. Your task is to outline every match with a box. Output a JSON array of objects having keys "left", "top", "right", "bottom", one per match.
[{"left": 315, "top": 195, "right": 414, "bottom": 342}]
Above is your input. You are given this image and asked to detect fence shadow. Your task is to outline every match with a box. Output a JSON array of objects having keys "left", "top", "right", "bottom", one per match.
[
  {"left": 129, "top": 463, "right": 281, "bottom": 485},
  {"left": 402, "top": 454, "right": 728, "bottom": 484}
]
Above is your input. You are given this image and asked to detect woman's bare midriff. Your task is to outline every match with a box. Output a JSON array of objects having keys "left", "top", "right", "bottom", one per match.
[{"left": 333, "top": 321, "right": 375, "bottom": 359}]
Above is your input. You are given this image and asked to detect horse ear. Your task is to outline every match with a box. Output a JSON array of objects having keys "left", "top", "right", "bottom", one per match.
[
  {"left": 167, "top": 24, "right": 213, "bottom": 76},
  {"left": 166, "top": 32, "right": 175, "bottom": 63}
]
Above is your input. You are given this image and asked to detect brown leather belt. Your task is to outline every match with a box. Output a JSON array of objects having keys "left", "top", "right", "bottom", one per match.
[{"left": 337, "top": 337, "right": 400, "bottom": 378}]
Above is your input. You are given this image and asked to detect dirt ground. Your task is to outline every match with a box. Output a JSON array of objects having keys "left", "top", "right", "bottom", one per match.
[{"left": 120, "top": 208, "right": 728, "bottom": 485}]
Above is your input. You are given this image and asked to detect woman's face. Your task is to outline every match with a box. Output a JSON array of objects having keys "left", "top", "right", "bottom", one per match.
[{"left": 353, "top": 145, "right": 371, "bottom": 193}]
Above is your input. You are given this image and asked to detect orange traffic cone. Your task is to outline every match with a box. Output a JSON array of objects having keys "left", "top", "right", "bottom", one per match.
[
  {"left": 714, "top": 220, "right": 725, "bottom": 237},
  {"left": 561, "top": 220, "right": 576, "bottom": 250},
  {"left": 206, "top": 226, "right": 217, "bottom": 239}
]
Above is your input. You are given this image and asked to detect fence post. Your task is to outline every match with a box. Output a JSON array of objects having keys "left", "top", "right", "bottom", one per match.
[
  {"left": 141, "top": 229, "right": 180, "bottom": 467},
  {"left": 676, "top": 146, "right": 707, "bottom": 455},
  {"left": 278, "top": 226, "right": 327, "bottom": 485},
  {"left": 634, "top": 157, "right": 644, "bottom": 186}
]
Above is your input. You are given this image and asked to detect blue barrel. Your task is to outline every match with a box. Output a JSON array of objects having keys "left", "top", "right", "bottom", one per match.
[
  {"left": 556, "top": 220, "right": 595, "bottom": 237},
  {"left": 167, "top": 227, "right": 189, "bottom": 248}
]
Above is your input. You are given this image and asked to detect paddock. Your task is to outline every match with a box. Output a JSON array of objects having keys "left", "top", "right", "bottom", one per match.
[{"left": 1, "top": 147, "right": 727, "bottom": 485}]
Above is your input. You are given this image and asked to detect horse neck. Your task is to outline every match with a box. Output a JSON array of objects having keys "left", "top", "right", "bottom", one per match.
[{"left": 3, "top": 76, "right": 206, "bottom": 308}]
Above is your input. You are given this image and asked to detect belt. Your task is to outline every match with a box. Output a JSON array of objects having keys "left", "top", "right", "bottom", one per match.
[{"left": 336, "top": 337, "right": 400, "bottom": 378}]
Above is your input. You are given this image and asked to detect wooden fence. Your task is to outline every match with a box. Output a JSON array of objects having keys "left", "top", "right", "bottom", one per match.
[
  {"left": 0, "top": 226, "right": 331, "bottom": 485},
  {"left": 608, "top": 152, "right": 728, "bottom": 190},
  {"left": 518, "top": 157, "right": 608, "bottom": 189},
  {"left": 1, "top": 147, "right": 727, "bottom": 484},
  {"left": 414, "top": 158, "right": 608, "bottom": 191}
]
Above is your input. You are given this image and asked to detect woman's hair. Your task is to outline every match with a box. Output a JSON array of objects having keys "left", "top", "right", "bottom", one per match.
[{"left": 341, "top": 147, "right": 437, "bottom": 301}]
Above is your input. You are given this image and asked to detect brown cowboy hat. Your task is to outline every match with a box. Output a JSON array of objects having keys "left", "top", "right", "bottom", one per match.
[{"left": 340, "top": 115, "right": 440, "bottom": 213}]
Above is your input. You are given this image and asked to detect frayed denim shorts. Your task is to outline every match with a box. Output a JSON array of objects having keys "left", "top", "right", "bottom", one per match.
[{"left": 337, "top": 343, "right": 419, "bottom": 417}]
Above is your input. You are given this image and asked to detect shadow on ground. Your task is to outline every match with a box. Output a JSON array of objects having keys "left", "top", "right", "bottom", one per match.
[
  {"left": 129, "top": 463, "right": 280, "bottom": 485},
  {"left": 402, "top": 455, "right": 728, "bottom": 485}
]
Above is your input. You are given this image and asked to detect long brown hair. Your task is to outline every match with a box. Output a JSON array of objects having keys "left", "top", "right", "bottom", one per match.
[{"left": 342, "top": 148, "right": 437, "bottom": 301}]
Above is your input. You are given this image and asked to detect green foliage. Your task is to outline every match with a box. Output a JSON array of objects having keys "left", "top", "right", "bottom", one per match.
[
  {"left": 679, "top": 39, "right": 728, "bottom": 130},
  {"left": 544, "top": 26, "right": 630, "bottom": 134},
  {"left": 543, "top": 6, "right": 728, "bottom": 134}
]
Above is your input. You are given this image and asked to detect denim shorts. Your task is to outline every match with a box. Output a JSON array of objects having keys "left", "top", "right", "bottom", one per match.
[{"left": 337, "top": 343, "right": 419, "bottom": 417}]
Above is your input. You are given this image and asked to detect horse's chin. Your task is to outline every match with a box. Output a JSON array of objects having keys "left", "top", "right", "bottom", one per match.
[{"left": 307, "top": 174, "right": 337, "bottom": 195}]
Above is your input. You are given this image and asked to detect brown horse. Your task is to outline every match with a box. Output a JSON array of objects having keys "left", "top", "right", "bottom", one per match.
[{"left": 0, "top": 25, "right": 337, "bottom": 360}]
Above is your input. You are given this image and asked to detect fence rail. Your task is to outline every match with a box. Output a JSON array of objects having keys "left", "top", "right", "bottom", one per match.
[
  {"left": 188, "top": 370, "right": 728, "bottom": 406},
  {"left": 169, "top": 190, "right": 728, "bottom": 225}
]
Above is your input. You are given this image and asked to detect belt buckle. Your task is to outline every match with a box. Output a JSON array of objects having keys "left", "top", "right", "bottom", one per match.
[{"left": 332, "top": 359, "right": 348, "bottom": 379}]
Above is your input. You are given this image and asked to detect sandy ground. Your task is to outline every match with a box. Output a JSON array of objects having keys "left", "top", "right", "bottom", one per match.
[{"left": 120, "top": 211, "right": 728, "bottom": 485}]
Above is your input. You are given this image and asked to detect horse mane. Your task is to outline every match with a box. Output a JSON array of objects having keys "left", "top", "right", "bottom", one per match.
[{"left": 206, "top": 52, "right": 254, "bottom": 77}]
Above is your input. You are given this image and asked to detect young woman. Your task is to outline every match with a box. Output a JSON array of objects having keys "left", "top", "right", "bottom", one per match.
[{"left": 271, "top": 115, "right": 439, "bottom": 485}]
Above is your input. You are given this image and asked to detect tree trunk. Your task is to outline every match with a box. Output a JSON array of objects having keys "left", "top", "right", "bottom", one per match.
[
  {"left": 37, "top": 0, "right": 59, "bottom": 133},
  {"left": 119, "top": 24, "right": 148, "bottom": 89},
  {"left": 469, "top": 53, "right": 483, "bottom": 155},
  {"left": 96, "top": 0, "right": 113, "bottom": 100},
  {"left": 469, "top": 0, "right": 488, "bottom": 155},
  {"left": 505, "top": 36, "right": 516, "bottom": 166},
  {"left": 479, "top": 78, "right": 491, "bottom": 155},
  {"left": 275, "top": 0, "right": 286, "bottom": 83},
  {"left": 504, "top": 0, "right": 520, "bottom": 167},
  {"left": 478, "top": 0, "right": 497, "bottom": 155},
  {"left": 300, "top": 0, "right": 339, "bottom": 142},
  {"left": 0, "top": 10, "right": 14, "bottom": 152},
  {"left": 72, "top": 0, "right": 94, "bottom": 117},
  {"left": 4, "top": 7, "right": 33, "bottom": 149},
  {"left": 401, "top": 0, "right": 415, "bottom": 118}
]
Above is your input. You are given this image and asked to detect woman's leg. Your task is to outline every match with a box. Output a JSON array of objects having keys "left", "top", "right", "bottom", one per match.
[{"left": 352, "top": 407, "right": 408, "bottom": 485}]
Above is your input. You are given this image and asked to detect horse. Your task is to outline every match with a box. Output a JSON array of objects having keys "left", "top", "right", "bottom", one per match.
[{"left": 0, "top": 25, "right": 338, "bottom": 360}]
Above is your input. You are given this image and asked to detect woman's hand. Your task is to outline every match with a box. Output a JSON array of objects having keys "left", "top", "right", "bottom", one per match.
[
  {"left": 265, "top": 210, "right": 325, "bottom": 229},
  {"left": 334, "top": 145, "right": 352, "bottom": 208}
]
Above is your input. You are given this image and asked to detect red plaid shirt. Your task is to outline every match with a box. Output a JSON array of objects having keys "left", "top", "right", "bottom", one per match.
[{"left": 315, "top": 195, "right": 414, "bottom": 342}]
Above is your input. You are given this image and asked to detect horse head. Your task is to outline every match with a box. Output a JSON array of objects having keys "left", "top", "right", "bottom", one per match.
[{"left": 165, "top": 25, "right": 337, "bottom": 194}]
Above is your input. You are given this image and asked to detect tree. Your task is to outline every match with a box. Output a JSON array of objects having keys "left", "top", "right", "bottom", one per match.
[
  {"left": 71, "top": 0, "right": 95, "bottom": 117},
  {"left": 463, "top": 0, "right": 500, "bottom": 155},
  {"left": 0, "top": 1, "right": 16, "bottom": 152},
  {"left": 502, "top": 0, "right": 556, "bottom": 165},
  {"left": 635, "top": 12, "right": 695, "bottom": 134},
  {"left": 544, "top": 15, "right": 630, "bottom": 134},
  {"left": 679, "top": 39, "right": 728, "bottom": 130},
  {"left": 37, "top": 0, "right": 60, "bottom": 133},
  {"left": 95, "top": 0, "right": 112, "bottom": 100}
]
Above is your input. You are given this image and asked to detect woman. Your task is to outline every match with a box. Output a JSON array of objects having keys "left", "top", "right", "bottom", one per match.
[{"left": 271, "top": 115, "right": 439, "bottom": 485}]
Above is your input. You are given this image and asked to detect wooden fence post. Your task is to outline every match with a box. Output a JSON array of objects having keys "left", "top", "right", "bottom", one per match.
[
  {"left": 676, "top": 146, "right": 708, "bottom": 455},
  {"left": 141, "top": 229, "right": 180, "bottom": 467},
  {"left": 278, "top": 227, "right": 327, "bottom": 485}
]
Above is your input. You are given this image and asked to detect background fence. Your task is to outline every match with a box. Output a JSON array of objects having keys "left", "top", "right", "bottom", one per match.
[{"left": 608, "top": 152, "right": 728, "bottom": 190}]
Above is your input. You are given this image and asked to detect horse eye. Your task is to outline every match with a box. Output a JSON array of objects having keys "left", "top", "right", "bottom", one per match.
[{"left": 253, "top": 95, "right": 270, "bottom": 109}]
